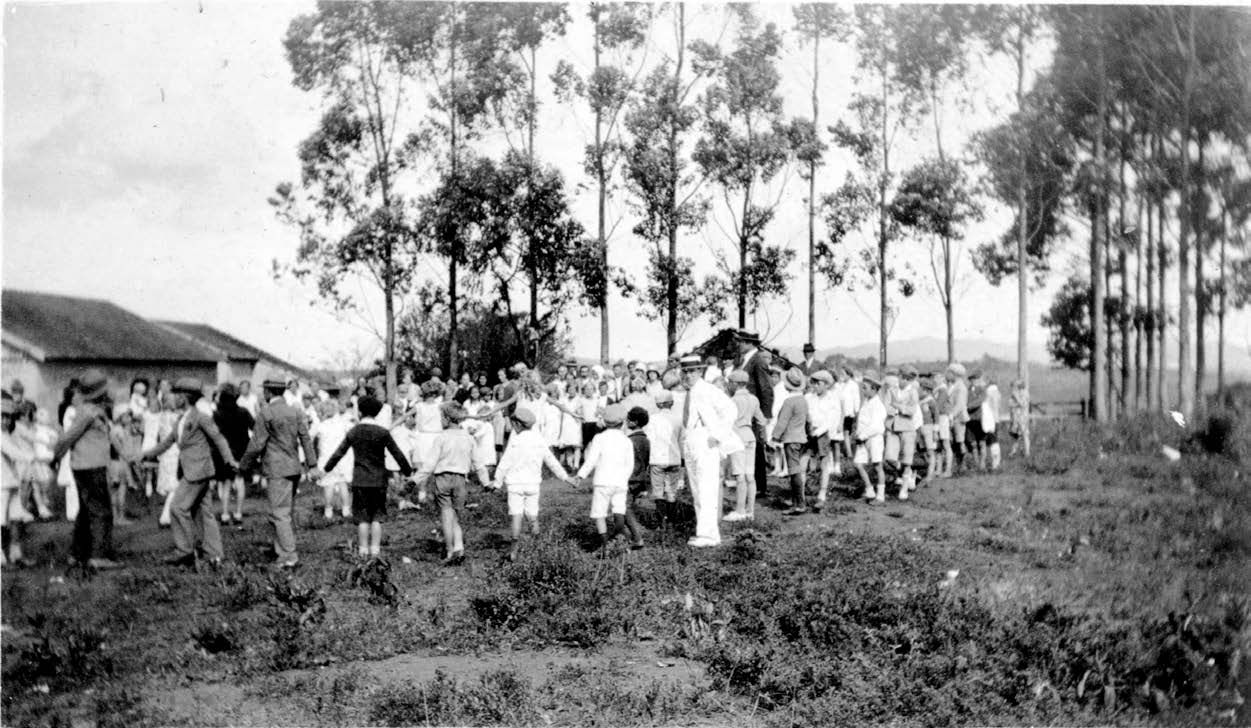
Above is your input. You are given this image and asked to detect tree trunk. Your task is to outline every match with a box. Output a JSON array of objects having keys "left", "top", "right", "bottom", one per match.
[
  {"left": 1157, "top": 164, "right": 1167, "bottom": 411},
  {"left": 944, "top": 240, "right": 954, "bottom": 362},
  {"left": 1193, "top": 143, "right": 1206, "bottom": 410},
  {"left": 1118, "top": 107, "right": 1130, "bottom": 415},
  {"left": 1090, "top": 19, "right": 1108, "bottom": 422},
  {"left": 1176, "top": 7, "right": 1195, "bottom": 419},
  {"left": 1218, "top": 207, "right": 1227, "bottom": 394},
  {"left": 594, "top": 11, "right": 610, "bottom": 364},
  {"left": 1134, "top": 155, "right": 1144, "bottom": 411},
  {"left": 878, "top": 63, "right": 890, "bottom": 370},
  {"left": 1015, "top": 18, "right": 1030, "bottom": 453},
  {"left": 807, "top": 29, "right": 819, "bottom": 347},
  {"left": 665, "top": 3, "right": 684, "bottom": 357},
  {"left": 447, "top": 25, "right": 460, "bottom": 380},
  {"left": 1145, "top": 185, "right": 1156, "bottom": 409}
]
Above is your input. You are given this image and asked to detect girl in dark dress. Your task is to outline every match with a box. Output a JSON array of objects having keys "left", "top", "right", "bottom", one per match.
[{"left": 213, "top": 383, "right": 254, "bottom": 526}]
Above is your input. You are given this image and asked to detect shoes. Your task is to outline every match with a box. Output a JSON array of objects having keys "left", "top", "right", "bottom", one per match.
[
  {"left": 722, "top": 511, "right": 748, "bottom": 522},
  {"left": 861, "top": 489, "right": 875, "bottom": 501},
  {"left": 221, "top": 513, "right": 232, "bottom": 524},
  {"left": 812, "top": 500, "right": 825, "bottom": 513},
  {"left": 274, "top": 559, "right": 300, "bottom": 571},
  {"left": 114, "top": 517, "right": 134, "bottom": 526},
  {"left": 202, "top": 558, "right": 223, "bottom": 572},
  {"left": 441, "top": 550, "right": 465, "bottom": 566},
  {"left": 785, "top": 506, "right": 809, "bottom": 516},
  {"left": 870, "top": 497, "right": 886, "bottom": 507},
  {"left": 630, "top": 540, "right": 645, "bottom": 551},
  {"left": 898, "top": 489, "right": 909, "bottom": 501},
  {"left": 687, "top": 537, "right": 720, "bottom": 548}
]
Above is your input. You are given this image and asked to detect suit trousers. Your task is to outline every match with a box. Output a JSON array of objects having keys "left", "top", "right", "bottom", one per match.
[
  {"left": 683, "top": 433, "right": 722, "bottom": 544},
  {"left": 170, "top": 477, "right": 223, "bottom": 561},
  {"left": 71, "top": 468, "right": 114, "bottom": 564},
  {"left": 753, "top": 439, "right": 768, "bottom": 496},
  {"left": 267, "top": 475, "right": 300, "bottom": 564}
]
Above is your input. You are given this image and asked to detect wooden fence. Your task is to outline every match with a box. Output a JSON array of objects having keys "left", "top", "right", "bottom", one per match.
[{"left": 1030, "top": 400, "right": 1089, "bottom": 419}]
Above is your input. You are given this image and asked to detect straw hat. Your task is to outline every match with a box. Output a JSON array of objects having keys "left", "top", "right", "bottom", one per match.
[{"left": 784, "top": 368, "right": 806, "bottom": 391}]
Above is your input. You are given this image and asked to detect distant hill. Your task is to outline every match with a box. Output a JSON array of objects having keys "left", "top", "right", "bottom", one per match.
[{"left": 779, "top": 336, "right": 1050, "bottom": 365}]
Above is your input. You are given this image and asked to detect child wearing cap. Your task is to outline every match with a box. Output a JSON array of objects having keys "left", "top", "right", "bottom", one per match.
[
  {"left": 854, "top": 375, "right": 888, "bottom": 505},
  {"left": 804, "top": 370, "right": 843, "bottom": 512},
  {"left": 574, "top": 404, "right": 637, "bottom": 549},
  {"left": 768, "top": 366, "right": 788, "bottom": 476},
  {"left": 493, "top": 406, "right": 571, "bottom": 561},
  {"left": 645, "top": 389, "right": 683, "bottom": 521},
  {"left": 413, "top": 402, "right": 476, "bottom": 565},
  {"left": 770, "top": 369, "right": 811, "bottom": 515},
  {"left": 965, "top": 371, "right": 987, "bottom": 470},
  {"left": 726, "top": 370, "right": 765, "bottom": 521},
  {"left": 318, "top": 395, "right": 413, "bottom": 558},
  {"left": 917, "top": 377, "right": 937, "bottom": 486},
  {"left": 624, "top": 407, "right": 651, "bottom": 547}
]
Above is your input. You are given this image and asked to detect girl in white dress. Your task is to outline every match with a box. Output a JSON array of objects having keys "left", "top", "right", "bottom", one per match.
[
  {"left": 558, "top": 388, "right": 583, "bottom": 469},
  {"left": 408, "top": 381, "right": 445, "bottom": 472},
  {"left": 155, "top": 394, "right": 182, "bottom": 527}
]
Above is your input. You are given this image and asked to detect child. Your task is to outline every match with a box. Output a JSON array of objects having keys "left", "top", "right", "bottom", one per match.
[
  {"left": 767, "top": 366, "right": 788, "bottom": 476},
  {"left": 805, "top": 370, "right": 842, "bottom": 512},
  {"left": 1008, "top": 379, "right": 1030, "bottom": 458},
  {"left": 576, "top": 383, "right": 601, "bottom": 452},
  {"left": 981, "top": 375, "right": 1003, "bottom": 471},
  {"left": 493, "top": 407, "right": 570, "bottom": 561},
  {"left": 931, "top": 374, "right": 952, "bottom": 478},
  {"left": 318, "top": 395, "right": 412, "bottom": 559},
  {"left": 109, "top": 404, "right": 144, "bottom": 526},
  {"left": 314, "top": 399, "right": 354, "bottom": 523},
  {"left": 558, "top": 386, "right": 583, "bottom": 470},
  {"left": 2, "top": 397, "right": 34, "bottom": 567},
  {"left": 946, "top": 363, "right": 969, "bottom": 475},
  {"left": 770, "top": 369, "right": 810, "bottom": 515},
  {"left": 574, "top": 405, "right": 636, "bottom": 549},
  {"left": 646, "top": 390, "right": 683, "bottom": 523},
  {"left": 623, "top": 407, "right": 650, "bottom": 549},
  {"left": 854, "top": 374, "right": 888, "bottom": 505},
  {"left": 966, "top": 370, "right": 988, "bottom": 470},
  {"left": 885, "top": 365, "right": 920, "bottom": 500},
  {"left": 837, "top": 367, "right": 861, "bottom": 463},
  {"left": 409, "top": 380, "right": 445, "bottom": 472},
  {"left": 725, "top": 371, "right": 765, "bottom": 521},
  {"left": 917, "top": 378, "right": 937, "bottom": 487},
  {"left": 413, "top": 402, "right": 475, "bottom": 565},
  {"left": 15, "top": 403, "right": 55, "bottom": 520}
]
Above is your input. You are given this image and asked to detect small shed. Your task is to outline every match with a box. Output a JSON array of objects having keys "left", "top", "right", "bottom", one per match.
[{"left": 688, "top": 328, "right": 798, "bottom": 370}]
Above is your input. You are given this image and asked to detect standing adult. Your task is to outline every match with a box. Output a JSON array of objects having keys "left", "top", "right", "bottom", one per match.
[
  {"left": 239, "top": 380, "right": 316, "bottom": 570},
  {"left": 237, "top": 380, "right": 259, "bottom": 418},
  {"left": 798, "top": 343, "right": 820, "bottom": 375},
  {"left": 52, "top": 370, "right": 122, "bottom": 570},
  {"left": 737, "top": 330, "right": 774, "bottom": 499},
  {"left": 678, "top": 355, "right": 742, "bottom": 548},
  {"left": 213, "top": 383, "right": 254, "bottom": 527},
  {"left": 142, "top": 378, "right": 238, "bottom": 568}
]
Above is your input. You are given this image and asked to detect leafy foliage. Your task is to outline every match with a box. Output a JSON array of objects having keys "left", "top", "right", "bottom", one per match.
[{"left": 1041, "top": 274, "right": 1094, "bottom": 371}]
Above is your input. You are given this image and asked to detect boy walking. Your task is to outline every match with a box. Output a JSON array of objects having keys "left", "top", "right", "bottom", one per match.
[
  {"left": 854, "top": 375, "right": 888, "bottom": 505},
  {"left": 623, "top": 407, "right": 650, "bottom": 549},
  {"left": 413, "top": 402, "right": 475, "bottom": 565},
  {"left": 725, "top": 370, "right": 765, "bottom": 522},
  {"left": 492, "top": 407, "right": 570, "bottom": 561},
  {"left": 646, "top": 390, "right": 683, "bottom": 524},
  {"left": 770, "top": 369, "right": 810, "bottom": 515},
  {"left": 805, "top": 370, "right": 842, "bottom": 511},
  {"left": 317, "top": 396, "right": 412, "bottom": 558},
  {"left": 574, "top": 405, "right": 639, "bottom": 550}
]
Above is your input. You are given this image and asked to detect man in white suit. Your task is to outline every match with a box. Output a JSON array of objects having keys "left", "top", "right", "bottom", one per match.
[{"left": 678, "top": 355, "right": 742, "bottom": 548}]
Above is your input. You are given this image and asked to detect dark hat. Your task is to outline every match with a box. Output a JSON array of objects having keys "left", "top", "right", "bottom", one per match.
[
  {"left": 173, "top": 377, "right": 203, "bottom": 394},
  {"left": 678, "top": 355, "right": 704, "bottom": 370},
  {"left": 262, "top": 379, "right": 287, "bottom": 393},
  {"left": 218, "top": 382, "right": 239, "bottom": 398},
  {"left": 737, "top": 329, "right": 761, "bottom": 344},
  {"left": 78, "top": 369, "right": 109, "bottom": 400},
  {"left": 802, "top": 342, "right": 816, "bottom": 353}
]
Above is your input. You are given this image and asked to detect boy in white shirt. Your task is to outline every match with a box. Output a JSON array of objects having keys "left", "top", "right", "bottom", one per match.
[
  {"left": 853, "top": 374, "right": 888, "bottom": 505},
  {"left": 573, "top": 405, "right": 633, "bottom": 550},
  {"left": 646, "top": 390, "right": 684, "bottom": 524},
  {"left": 981, "top": 375, "right": 1003, "bottom": 471},
  {"left": 493, "top": 407, "right": 571, "bottom": 561},
  {"left": 805, "top": 370, "right": 843, "bottom": 511},
  {"left": 837, "top": 367, "right": 861, "bottom": 462}
]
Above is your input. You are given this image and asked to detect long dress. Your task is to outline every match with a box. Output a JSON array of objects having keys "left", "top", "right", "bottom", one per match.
[
  {"left": 409, "top": 400, "right": 444, "bottom": 471},
  {"left": 155, "top": 410, "right": 181, "bottom": 496},
  {"left": 58, "top": 406, "right": 79, "bottom": 520},
  {"left": 557, "top": 395, "right": 582, "bottom": 448}
]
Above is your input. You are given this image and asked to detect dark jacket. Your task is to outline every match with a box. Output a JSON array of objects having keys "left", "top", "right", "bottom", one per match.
[
  {"left": 239, "top": 397, "right": 316, "bottom": 478},
  {"left": 628, "top": 430, "right": 650, "bottom": 494},
  {"left": 212, "top": 402, "right": 254, "bottom": 479},
  {"left": 323, "top": 422, "right": 412, "bottom": 489},
  {"left": 146, "top": 406, "right": 237, "bottom": 483},
  {"left": 744, "top": 349, "right": 775, "bottom": 419}
]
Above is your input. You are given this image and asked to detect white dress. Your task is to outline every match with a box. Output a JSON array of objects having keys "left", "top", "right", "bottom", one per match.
[
  {"left": 558, "top": 396, "right": 582, "bottom": 447},
  {"left": 410, "top": 400, "right": 444, "bottom": 470},
  {"left": 155, "top": 410, "right": 181, "bottom": 496}
]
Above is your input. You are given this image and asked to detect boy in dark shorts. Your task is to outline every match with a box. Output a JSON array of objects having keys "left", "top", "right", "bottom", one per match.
[
  {"left": 414, "top": 402, "right": 475, "bottom": 565},
  {"left": 318, "top": 396, "right": 413, "bottom": 559},
  {"left": 770, "top": 369, "right": 810, "bottom": 515},
  {"left": 622, "top": 407, "right": 650, "bottom": 549}
]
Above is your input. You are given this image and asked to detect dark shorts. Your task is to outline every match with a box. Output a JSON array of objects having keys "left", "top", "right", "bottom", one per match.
[
  {"left": 432, "top": 472, "right": 467, "bottom": 512},
  {"left": 984, "top": 424, "right": 998, "bottom": 445},
  {"left": 804, "top": 433, "right": 832, "bottom": 458},
  {"left": 351, "top": 487, "right": 386, "bottom": 524},
  {"left": 581, "top": 423, "right": 600, "bottom": 447},
  {"left": 783, "top": 443, "right": 805, "bottom": 474},
  {"left": 967, "top": 419, "right": 985, "bottom": 443},
  {"left": 842, "top": 416, "right": 856, "bottom": 434}
]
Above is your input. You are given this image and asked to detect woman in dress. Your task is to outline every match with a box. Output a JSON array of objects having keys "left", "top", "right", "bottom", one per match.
[
  {"left": 557, "top": 385, "right": 583, "bottom": 470},
  {"left": 154, "top": 391, "right": 182, "bottom": 527}
]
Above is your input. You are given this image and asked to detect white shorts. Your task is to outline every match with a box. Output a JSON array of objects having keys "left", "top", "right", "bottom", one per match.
[
  {"left": 506, "top": 482, "right": 541, "bottom": 519},
  {"left": 589, "top": 483, "right": 628, "bottom": 519},
  {"left": 936, "top": 415, "right": 951, "bottom": 440},
  {"left": 727, "top": 445, "right": 756, "bottom": 477},
  {"left": 854, "top": 435, "right": 884, "bottom": 465}
]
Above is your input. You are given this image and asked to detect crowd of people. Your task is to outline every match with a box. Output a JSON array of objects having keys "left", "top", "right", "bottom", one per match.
[{"left": 0, "top": 329, "right": 1031, "bottom": 570}]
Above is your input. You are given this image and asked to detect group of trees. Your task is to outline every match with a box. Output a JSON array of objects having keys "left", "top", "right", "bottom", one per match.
[{"left": 271, "top": 2, "right": 1250, "bottom": 421}]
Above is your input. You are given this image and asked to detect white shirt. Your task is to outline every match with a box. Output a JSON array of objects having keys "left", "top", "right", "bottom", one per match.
[
  {"left": 806, "top": 391, "right": 842, "bottom": 437},
  {"left": 855, "top": 395, "right": 887, "bottom": 440},
  {"left": 494, "top": 429, "right": 568, "bottom": 488},
  {"left": 645, "top": 407, "right": 682, "bottom": 467},
  {"left": 314, "top": 414, "right": 353, "bottom": 477},
  {"left": 838, "top": 379, "right": 861, "bottom": 417},
  {"left": 238, "top": 393, "right": 259, "bottom": 418},
  {"left": 576, "top": 428, "right": 634, "bottom": 488},
  {"left": 682, "top": 378, "right": 743, "bottom": 456}
]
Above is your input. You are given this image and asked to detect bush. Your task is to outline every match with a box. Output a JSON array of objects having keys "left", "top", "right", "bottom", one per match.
[
  {"left": 369, "top": 669, "right": 537, "bottom": 727},
  {"left": 2, "top": 614, "right": 115, "bottom": 693}
]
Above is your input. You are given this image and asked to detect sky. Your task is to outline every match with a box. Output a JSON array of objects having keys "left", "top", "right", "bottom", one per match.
[{"left": 4, "top": 1, "right": 1248, "bottom": 372}]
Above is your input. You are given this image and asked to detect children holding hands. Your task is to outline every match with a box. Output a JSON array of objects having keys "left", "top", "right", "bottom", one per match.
[{"left": 492, "top": 406, "right": 571, "bottom": 561}]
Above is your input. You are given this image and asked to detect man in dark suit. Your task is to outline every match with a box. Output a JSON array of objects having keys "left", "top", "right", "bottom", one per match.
[
  {"left": 143, "top": 377, "right": 238, "bottom": 568},
  {"left": 736, "top": 330, "right": 774, "bottom": 498},
  {"left": 240, "top": 380, "right": 316, "bottom": 569},
  {"left": 798, "top": 343, "right": 821, "bottom": 375}
]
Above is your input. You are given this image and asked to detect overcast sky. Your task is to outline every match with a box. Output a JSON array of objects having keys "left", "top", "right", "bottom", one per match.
[{"left": 4, "top": 1, "right": 1246, "bottom": 371}]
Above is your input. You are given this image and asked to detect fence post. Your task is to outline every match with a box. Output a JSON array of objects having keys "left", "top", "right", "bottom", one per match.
[{"left": 1081, "top": 399, "right": 1088, "bottom": 420}]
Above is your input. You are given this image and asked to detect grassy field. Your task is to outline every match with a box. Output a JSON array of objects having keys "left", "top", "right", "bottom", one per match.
[{"left": 2, "top": 414, "right": 1248, "bottom": 727}]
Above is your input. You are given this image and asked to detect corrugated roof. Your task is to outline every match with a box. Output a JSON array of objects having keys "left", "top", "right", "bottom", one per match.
[
  {"left": 2, "top": 289, "right": 219, "bottom": 363},
  {"left": 157, "top": 321, "right": 310, "bottom": 378}
]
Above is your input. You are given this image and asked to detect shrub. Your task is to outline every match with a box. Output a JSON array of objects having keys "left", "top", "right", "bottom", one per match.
[
  {"left": 369, "top": 669, "right": 538, "bottom": 727},
  {"left": 191, "top": 621, "right": 238, "bottom": 655},
  {"left": 2, "top": 614, "right": 115, "bottom": 693},
  {"left": 347, "top": 557, "right": 400, "bottom": 607}
]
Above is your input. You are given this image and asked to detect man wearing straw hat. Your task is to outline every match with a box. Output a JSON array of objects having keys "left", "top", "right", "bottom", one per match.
[{"left": 678, "top": 355, "right": 742, "bottom": 548}]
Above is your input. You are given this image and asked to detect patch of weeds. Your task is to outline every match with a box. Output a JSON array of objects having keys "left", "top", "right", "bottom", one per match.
[
  {"left": 348, "top": 557, "right": 400, "bottom": 607},
  {"left": 95, "top": 685, "right": 166, "bottom": 728},
  {"left": 191, "top": 620, "right": 239, "bottom": 655},
  {"left": 369, "top": 669, "right": 538, "bottom": 727},
  {"left": 267, "top": 575, "right": 327, "bottom": 626},
  {"left": 537, "top": 664, "right": 706, "bottom": 726},
  {"left": 725, "top": 530, "right": 769, "bottom": 564},
  {"left": 2, "top": 614, "right": 115, "bottom": 694},
  {"left": 265, "top": 576, "right": 328, "bottom": 670},
  {"left": 217, "top": 565, "right": 267, "bottom": 612}
]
